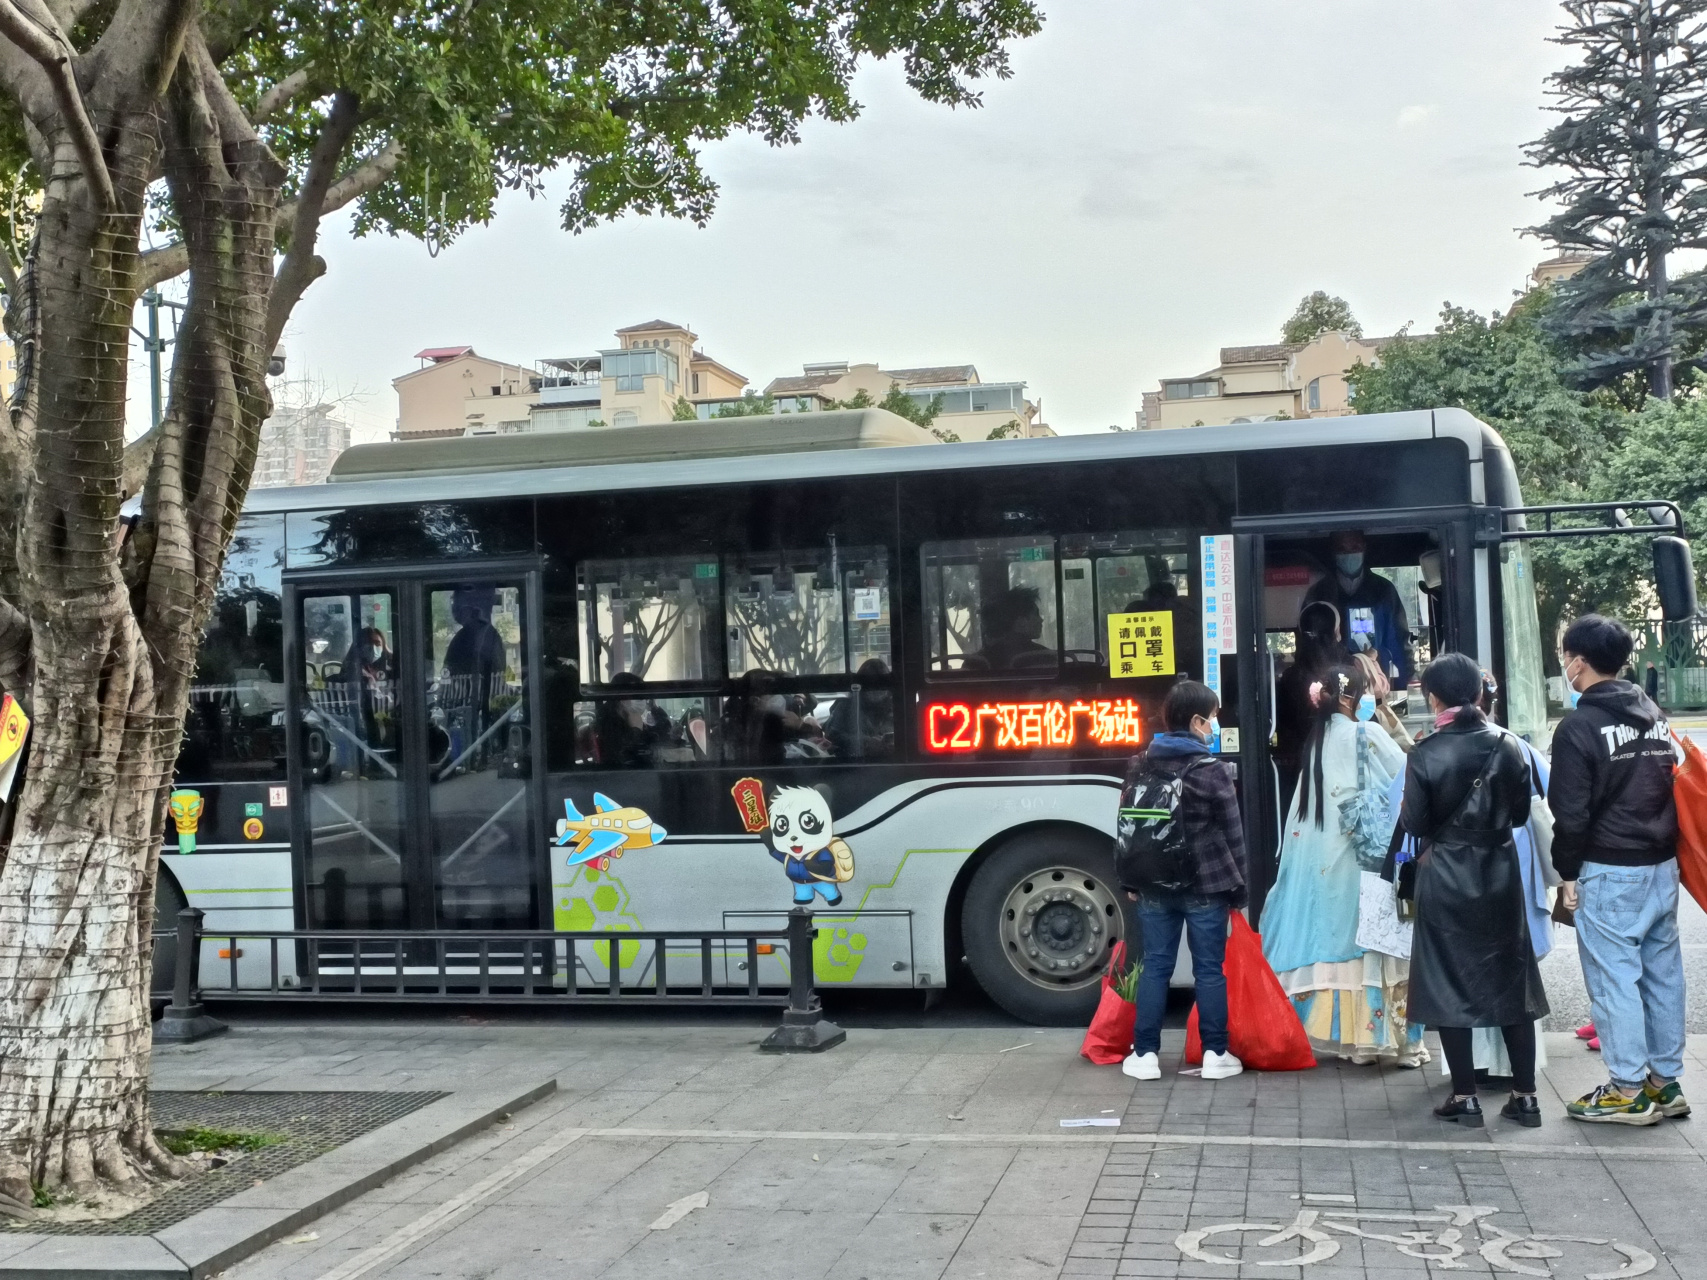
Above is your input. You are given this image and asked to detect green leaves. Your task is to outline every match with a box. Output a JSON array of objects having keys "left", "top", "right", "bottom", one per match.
[
  {"left": 1282, "top": 291, "right": 1360, "bottom": 346},
  {"left": 223, "top": 1, "right": 1043, "bottom": 246}
]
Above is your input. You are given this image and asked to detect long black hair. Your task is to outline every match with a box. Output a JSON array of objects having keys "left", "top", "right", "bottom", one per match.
[
  {"left": 1296, "top": 662, "right": 1367, "bottom": 829},
  {"left": 1421, "top": 652, "right": 1486, "bottom": 728},
  {"left": 1295, "top": 600, "right": 1348, "bottom": 674}
]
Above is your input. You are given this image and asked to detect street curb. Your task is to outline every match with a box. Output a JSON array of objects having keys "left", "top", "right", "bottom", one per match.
[{"left": 0, "top": 1078, "right": 558, "bottom": 1280}]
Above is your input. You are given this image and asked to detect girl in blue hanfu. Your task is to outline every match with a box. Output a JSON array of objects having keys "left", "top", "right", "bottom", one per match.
[{"left": 1261, "top": 663, "right": 1428, "bottom": 1066}]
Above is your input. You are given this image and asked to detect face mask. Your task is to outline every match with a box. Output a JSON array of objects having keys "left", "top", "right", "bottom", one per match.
[
  {"left": 365, "top": 645, "right": 383, "bottom": 662},
  {"left": 1335, "top": 552, "right": 1364, "bottom": 577},
  {"left": 1198, "top": 716, "right": 1220, "bottom": 745},
  {"left": 1355, "top": 693, "right": 1377, "bottom": 722}
]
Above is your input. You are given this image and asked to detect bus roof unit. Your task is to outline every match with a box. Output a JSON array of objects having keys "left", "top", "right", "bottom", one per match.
[{"left": 330, "top": 408, "right": 939, "bottom": 482}]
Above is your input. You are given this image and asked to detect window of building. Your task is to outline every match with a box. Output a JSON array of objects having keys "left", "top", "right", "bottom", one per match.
[
  {"left": 922, "top": 537, "right": 1058, "bottom": 676},
  {"left": 692, "top": 372, "right": 700, "bottom": 395},
  {"left": 1162, "top": 380, "right": 1218, "bottom": 401},
  {"left": 724, "top": 546, "right": 890, "bottom": 679},
  {"left": 612, "top": 409, "right": 638, "bottom": 428},
  {"left": 1307, "top": 378, "right": 1322, "bottom": 411}
]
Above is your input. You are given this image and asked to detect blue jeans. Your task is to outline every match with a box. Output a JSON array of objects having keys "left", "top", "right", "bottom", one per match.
[
  {"left": 1132, "top": 894, "right": 1230, "bottom": 1056},
  {"left": 1577, "top": 859, "right": 1687, "bottom": 1089}
]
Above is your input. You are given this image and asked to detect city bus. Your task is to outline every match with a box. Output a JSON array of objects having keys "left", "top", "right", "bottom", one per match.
[{"left": 158, "top": 406, "right": 1673, "bottom": 1025}]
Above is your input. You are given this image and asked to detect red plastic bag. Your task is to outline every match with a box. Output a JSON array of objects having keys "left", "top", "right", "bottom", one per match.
[
  {"left": 1673, "top": 733, "right": 1707, "bottom": 914},
  {"left": 1080, "top": 941, "right": 1138, "bottom": 1065},
  {"left": 1184, "top": 914, "right": 1315, "bottom": 1072}
]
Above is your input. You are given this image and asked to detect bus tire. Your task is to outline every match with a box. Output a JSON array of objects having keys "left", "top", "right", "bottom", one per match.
[
  {"left": 960, "top": 826, "right": 1125, "bottom": 1026},
  {"left": 152, "top": 863, "right": 190, "bottom": 1011}
]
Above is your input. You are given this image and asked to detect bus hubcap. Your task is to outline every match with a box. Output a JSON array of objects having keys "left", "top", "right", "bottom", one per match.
[{"left": 999, "top": 865, "right": 1121, "bottom": 990}]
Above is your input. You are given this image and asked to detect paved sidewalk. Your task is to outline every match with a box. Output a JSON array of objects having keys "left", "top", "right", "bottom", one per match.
[{"left": 152, "top": 1018, "right": 1707, "bottom": 1280}]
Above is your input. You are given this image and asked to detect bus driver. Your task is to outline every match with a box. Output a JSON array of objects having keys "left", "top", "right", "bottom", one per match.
[{"left": 1303, "top": 530, "right": 1413, "bottom": 688}]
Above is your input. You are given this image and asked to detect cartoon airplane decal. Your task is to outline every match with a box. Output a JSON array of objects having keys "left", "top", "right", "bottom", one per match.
[{"left": 555, "top": 794, "right": 667, "bottom": 871}]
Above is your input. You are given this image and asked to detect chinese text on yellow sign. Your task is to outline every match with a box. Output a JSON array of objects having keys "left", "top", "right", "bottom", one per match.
[{"left": 1108, "top": 611, "right": 1174, "bottom": 678}]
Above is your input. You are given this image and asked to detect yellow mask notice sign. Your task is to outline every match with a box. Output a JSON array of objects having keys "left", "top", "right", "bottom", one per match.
[
  {"left": 0, "top": 693, "right": 29, "bottom": 806},
  {"left": 1108, "top": 611, "right": 1175, "bottom": 678}
]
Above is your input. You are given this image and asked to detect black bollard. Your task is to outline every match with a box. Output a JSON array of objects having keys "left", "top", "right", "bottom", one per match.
[
  {"left": 760, "top": 906, "right": 846, "bottom": 1053},
  {"left": 154, "top": 907, "right": 228, "bottom": 1043}
]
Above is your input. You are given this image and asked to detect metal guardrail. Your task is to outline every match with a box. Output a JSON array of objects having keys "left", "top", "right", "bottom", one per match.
[{"left": 154, "top": 906, "right": 844, "bottom": 1052}]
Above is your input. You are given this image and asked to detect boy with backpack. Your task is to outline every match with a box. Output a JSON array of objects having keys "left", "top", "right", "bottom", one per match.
[{"left": 1118, "top": 680, "right": 1248, "bottom": 1081}]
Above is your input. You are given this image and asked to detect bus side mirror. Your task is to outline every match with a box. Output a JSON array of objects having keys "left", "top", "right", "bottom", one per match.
[{"left": 1653, "top": 535, "right": 1697, "bottom": 622}]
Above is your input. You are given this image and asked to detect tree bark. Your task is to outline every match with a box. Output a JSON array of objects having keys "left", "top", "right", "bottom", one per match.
[{"left": 0, "top": 21, "right": 283, "bottom": 1200}]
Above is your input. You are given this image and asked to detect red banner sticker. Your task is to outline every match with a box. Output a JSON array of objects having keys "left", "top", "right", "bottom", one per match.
[{"left": 730, "top": 777, "right": 769, "bottom": 832}]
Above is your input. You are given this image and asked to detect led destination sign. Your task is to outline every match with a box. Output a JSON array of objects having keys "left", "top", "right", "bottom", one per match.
[{"left": 924, "top": 699, "right": 1144, "bottom": 753}]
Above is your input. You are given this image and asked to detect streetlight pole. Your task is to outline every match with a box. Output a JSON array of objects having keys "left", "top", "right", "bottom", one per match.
[{"left": 134, "top": 289, "right": 185, "bottom": 430}]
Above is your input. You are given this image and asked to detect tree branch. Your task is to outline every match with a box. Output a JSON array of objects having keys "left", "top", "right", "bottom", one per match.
[
  {"left": 266, "top": 88, "right": 359, "bottom": 349},
  {"left": 253, "top": 66, "right": 310, "bottom": 123},
  {"left": 0, "top": 0, "right": 115, "bottom": 210},
  {"left": 134, "top": 136, "right": 402, "bottom": 291}
]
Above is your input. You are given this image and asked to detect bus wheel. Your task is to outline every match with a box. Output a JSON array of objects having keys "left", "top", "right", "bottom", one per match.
[{"left": 961, "top": 827, "right": 1124, "bottom": 1026}]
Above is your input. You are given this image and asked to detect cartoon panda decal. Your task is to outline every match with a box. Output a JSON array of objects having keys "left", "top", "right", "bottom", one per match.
[{"left": 731, "top": 778, "right": 855, "bottom": 905}]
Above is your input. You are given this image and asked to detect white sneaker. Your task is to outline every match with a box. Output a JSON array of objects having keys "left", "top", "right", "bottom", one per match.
[
  {"left": 1121, "top": 1051, "right": 1161, "bottom": 1080},
  {"left": 1202, "top": 1050, "right": 1244, "bottom": 1080}
]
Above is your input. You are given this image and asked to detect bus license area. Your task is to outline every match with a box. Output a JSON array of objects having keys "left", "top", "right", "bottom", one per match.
[{"left": 925, "top": 698, "right": 1143, "bottom": 753}]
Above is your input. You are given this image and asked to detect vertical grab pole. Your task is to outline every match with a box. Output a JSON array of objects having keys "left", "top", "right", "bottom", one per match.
[
  {"left": 759, "top": 907, "right": 844, "bottom": 1053},
  {"left": 154, "top": 908, "right": 228, "bottom": 1043}
]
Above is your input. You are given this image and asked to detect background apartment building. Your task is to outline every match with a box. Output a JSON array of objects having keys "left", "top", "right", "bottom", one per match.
[
  {"left": 392, "top": 321, "right": 746, "bottom": 439},
  {"left": 1137, "top": 329, "right": 1394, "bottom": 430},
  {"left": 393, "top": 323, "right": 1050, "bottom": 441},
  {"left": 762, "top": 361, "right": 1052, "bottom": 438},
  {"left": 252, "top": 398, "right": 352, "bottom": 487}
]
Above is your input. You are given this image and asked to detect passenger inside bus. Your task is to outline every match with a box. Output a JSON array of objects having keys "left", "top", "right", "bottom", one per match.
[
  {"left": 825, "top": 658, "right": 895, "bottom": 758},
  {"left": 340, "top": 624, "right": 397, "bottom": 776},
  {"left": 591, "top": 672, "right": 678, "bottom": 768},
  {"left": 444, "top": 585, "right": 507, "bottom": 683},
  {"left": 722, "top": 669, "right": 831, "bottom": 763},
  {"left": 973, "top": 586, "right": 1052, "bottom": 670},
  {"left": 1303, "top": 530, "right": 1415, "bottom": 688}
]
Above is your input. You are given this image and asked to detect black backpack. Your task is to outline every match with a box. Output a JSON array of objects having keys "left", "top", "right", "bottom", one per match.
[{"left": 1113, "top": 751, "right": 1205, "bottom": 894}]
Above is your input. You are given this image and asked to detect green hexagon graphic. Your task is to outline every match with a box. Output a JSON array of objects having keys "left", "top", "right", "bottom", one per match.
[
  {"left": 811, "top": 924, "right": 867, "bottom": 983},
  {"left": 554, "top": 865, "right": 642, "bottom": 969}
]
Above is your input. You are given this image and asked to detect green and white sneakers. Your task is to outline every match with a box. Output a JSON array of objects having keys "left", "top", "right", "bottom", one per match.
[
  {"left": 1643, "top": 1078, "right": 1692, "bottom": 1118},
  {"left": 1567, "top": 1083, "right": 1661, "bottom": 1125}
]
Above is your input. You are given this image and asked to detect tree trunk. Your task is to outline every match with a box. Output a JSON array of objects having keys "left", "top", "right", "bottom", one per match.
[{"left": 0, "top": 33, "right": 278, "bottom": 1201}]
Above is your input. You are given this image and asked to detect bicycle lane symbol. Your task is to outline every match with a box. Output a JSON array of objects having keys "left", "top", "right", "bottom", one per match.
[{"left": 1175, "top": 1204, "right": 1659, "bottom": 1277}]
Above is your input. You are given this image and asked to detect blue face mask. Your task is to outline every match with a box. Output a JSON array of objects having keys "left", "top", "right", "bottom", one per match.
[
  {"left": 1355, "top": 693, "right": 1377, "bottom": 722},
  {"left": 1335, "top": 552, "right": 1364, "bottom": 577},
  {"left": 1563, "top": 657, "right": 1583, "bottom": 709}
]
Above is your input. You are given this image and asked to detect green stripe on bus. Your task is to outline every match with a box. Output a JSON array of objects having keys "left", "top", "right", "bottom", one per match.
[{"left": 1120, "top": 809, "right": 1170, "bottom": 820}]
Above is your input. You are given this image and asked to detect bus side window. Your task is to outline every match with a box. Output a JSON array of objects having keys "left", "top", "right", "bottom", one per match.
[
  {"left": 180, "top": 512, "right": 287, "bottom": 784},
  {"left": 921, "top": 537, "right": 1059, "bottom": 677},
  {"left": 723, "top": 546, "right": 890, "bottom": 678}
]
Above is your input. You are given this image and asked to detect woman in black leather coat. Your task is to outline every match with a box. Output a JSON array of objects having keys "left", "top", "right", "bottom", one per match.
[{"left": 1401, "top": 652, "right": 1549, "bottom": 1128}]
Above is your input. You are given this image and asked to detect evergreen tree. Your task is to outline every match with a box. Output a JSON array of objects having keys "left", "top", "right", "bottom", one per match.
[
  {"left": 1527, "top": 0, "right": 1707, "bottom": 399},
  {"left": 1282, "top": 291, "right": 1361, "bottom": 344}
]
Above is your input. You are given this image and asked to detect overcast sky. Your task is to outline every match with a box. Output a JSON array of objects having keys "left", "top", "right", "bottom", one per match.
[{"left": 130, "top": 2, "right": 1575, "bottom": 441}]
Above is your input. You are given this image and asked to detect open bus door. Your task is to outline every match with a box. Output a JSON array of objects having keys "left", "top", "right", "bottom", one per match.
[{"left": 1231, "top": 512, "right": 1482, "bottom": 924}]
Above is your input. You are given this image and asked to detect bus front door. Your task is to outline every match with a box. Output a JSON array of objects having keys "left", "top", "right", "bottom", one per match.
[{"left": 289, "top": 573, "right": 544, "bottom": 942}]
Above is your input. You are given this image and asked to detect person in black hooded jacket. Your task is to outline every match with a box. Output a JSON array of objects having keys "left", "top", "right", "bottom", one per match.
[
  {"left": 1401, "top": 652, "right": 1547, "bottom": 1129},
  {"left": 1551, "top": 614, "right": 1688, "bottom": 1127}
]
